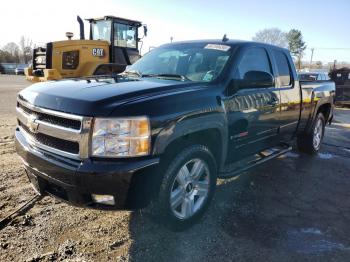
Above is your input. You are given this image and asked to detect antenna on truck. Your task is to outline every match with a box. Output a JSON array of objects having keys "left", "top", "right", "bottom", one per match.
[{"left": 222, "top": 34, "right": 229, "bottom": 42}]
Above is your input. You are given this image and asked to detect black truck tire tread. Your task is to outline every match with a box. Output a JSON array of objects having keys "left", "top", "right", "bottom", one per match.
[
  {"left": 146, "top": 145, "right": 217, "bottom": 231},
  {"left": 297, "top": 113, "right": 325, "bottom": 154}
]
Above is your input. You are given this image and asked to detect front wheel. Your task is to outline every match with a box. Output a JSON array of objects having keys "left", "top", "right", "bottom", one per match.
[
  {"left": 150, "top": 145, "right": 217, "bottom": 230},
  {"left": 297, "top": 113, "right": 326, "bottom": 154}
]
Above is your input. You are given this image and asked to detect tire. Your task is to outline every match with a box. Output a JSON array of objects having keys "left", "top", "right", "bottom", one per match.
[
  {"left": 297, "top": 113, "right": 325, "bottom": 154},
  {"left": 148, "top": 145, "right": 217, "bottom": 231}
]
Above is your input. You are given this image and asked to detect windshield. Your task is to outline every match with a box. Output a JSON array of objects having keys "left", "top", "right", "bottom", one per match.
[
  {"left": 91, "top": 20, "right": 112, "bottom": 41},
  {"left": 127, "top": 43, "right": 232, "bottom": 82},
  {"left": 17, "top": 64, "right": 27, "bottom": 69}
]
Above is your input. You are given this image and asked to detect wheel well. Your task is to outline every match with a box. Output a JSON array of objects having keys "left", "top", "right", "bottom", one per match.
[
  {"left": 130, "top": 129, "right": 223, "bottom": 206},
  {"left": 160, "top": 129, "right": 223, "bottom": 170},
  {"left": 317, "top": 103, "right": 332, "bottom": 122}
]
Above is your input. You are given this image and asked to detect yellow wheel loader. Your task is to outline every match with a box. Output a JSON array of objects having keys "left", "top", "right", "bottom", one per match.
[{"left": 25, "top": 16, "right": 147, "bottom": 82}]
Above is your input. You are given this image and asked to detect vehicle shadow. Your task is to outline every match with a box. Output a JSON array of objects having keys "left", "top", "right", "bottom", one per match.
[
  {"left": 126, "top": 179, "right": 252, "bottom": 262},
  {"left": 125, "top": 150, "right": 350, "bottom": 261}
]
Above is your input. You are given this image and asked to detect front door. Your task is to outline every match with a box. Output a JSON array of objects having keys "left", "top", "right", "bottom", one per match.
[{"left": 223, "top": 46, "right": 280, "bottom": 162}]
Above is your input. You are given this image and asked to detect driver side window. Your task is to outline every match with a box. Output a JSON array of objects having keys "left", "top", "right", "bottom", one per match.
[
  {"left": 114, "top": 23, "right": 137, "bottom": 48},
  {"left": 233, "top": 47, "right": 272, "bottom": 80}
]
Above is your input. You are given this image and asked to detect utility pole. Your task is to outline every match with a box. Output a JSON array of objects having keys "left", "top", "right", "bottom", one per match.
[{"left": 309, "top": 48, "right": 314, "bottom": 69}]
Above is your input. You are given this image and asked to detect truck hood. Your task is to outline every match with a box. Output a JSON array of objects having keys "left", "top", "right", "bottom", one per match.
[{"left": 18, "top": 77, "right": 201, "bottom": 116}]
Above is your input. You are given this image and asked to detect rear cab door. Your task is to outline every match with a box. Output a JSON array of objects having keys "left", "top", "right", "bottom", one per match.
[
  {"left": 223, "top": 45, "right": 281, "bottom": 162},
  {"left": 270, "top": 49, "right": 301, "bottom": 142}
]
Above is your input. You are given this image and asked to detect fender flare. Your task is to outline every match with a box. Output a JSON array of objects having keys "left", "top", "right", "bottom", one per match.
[
  {"left": 152, "top": 112, "right": 228, "bottom": 168},
  {"left": 306, "top": 90, "right": 334, "bottom": 132}
]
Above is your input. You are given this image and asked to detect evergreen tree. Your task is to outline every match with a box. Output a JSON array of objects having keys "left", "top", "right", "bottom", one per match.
[{"left": 287, "top": 29, "right": 306, "bottom": 70}]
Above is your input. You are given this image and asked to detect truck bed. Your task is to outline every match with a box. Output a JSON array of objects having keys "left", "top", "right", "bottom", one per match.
[{"left": 298, "top": 80, "right": 335, "bottom": 132}]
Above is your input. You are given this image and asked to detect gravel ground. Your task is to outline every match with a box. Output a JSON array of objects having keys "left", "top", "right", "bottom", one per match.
[{"left": 0, "top": 75, "right": 350, "bottom": 262}]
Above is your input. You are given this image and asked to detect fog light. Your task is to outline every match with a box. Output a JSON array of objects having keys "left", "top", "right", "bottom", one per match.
[{"left": 91, "top": 194, "right": 115, "bottom": 206}]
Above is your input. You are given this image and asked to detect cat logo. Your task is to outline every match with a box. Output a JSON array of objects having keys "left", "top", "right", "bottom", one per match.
[{"left": 92, "top": 48, "right": 104, "bottom": 57}]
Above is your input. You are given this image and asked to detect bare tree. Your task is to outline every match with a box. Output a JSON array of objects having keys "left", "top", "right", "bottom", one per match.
[
  {"left": 0, "top": 37, "right": 35, "bottom": 64},
  {"left": 252, "top": 28, "right": 287, "bottom": 48},
  {"left": 19, "top": 36, "right": 34, "bottom": 64},
  {"left": 2, "top": 42, "right": 20, "bottom": 63},
  {"left": 0, "top": 50, "right": 17, "bottom": 63}
]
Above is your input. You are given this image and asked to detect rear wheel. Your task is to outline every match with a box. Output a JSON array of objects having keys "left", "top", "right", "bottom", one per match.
[
  {"left": 149, "top": 145, "right": 217, "bottom": 230},
  {"left": 297, "top": 113, "right": 325, "bottom": 154}
]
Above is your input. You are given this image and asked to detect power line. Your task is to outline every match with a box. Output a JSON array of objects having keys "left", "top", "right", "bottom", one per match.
[{"left": 307, "top": 47, "right": 350, "bottom": 50}]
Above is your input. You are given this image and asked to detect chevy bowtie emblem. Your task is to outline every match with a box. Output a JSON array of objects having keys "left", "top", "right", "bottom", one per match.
[{"left": 28, "top": 115, "right": 39, "bottom": 133}]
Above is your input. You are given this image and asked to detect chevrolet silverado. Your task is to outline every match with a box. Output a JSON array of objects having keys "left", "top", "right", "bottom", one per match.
[{"left": 15, "top": 40, "right": 335, "bottom": 230}]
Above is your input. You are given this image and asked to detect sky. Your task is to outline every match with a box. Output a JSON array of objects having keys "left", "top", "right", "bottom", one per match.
[{"left": 1, "top": 0, "right": 349, "bottom": 63}]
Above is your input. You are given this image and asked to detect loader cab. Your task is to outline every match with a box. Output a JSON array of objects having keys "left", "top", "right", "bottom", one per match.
[{"left": 88, "top": 16, "right": 144, "bottom": 65}]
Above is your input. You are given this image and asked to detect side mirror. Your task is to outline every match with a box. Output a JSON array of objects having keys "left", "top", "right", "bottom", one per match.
[{"left": 239, "top": 71, "right": 274, "bottom": 89}]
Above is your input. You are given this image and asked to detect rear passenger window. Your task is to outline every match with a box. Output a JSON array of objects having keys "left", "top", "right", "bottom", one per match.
[
  {"left": 273, "top": 50, "right": 292, "bottom": 86},
  {"left": 233, "top": 47, "right": 272, "bottom": 79}
]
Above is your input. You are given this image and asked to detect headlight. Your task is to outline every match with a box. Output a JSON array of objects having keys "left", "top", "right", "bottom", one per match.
[
  {"left": 91, "top": 117, "right": 151, "bottom": 157},
  {"left": 62, "top": 50, "right": 79, "bottom": 70}
]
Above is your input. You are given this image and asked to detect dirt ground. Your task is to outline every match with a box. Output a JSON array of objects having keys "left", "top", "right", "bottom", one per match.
[{"left": 0, "top": 74, "right": 350, "bottom": 262}]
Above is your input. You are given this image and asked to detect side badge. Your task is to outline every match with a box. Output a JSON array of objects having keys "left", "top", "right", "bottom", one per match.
[{"left": 92, "top": 48, "right": 104, "bottom": 57}]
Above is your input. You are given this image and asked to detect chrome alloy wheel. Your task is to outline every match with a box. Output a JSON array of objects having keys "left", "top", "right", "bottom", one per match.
[
  {"left": 313, "top": 118, "right": 323, "bottom": 150},
  {"left": 170, "top": 158, "right": 210, "bottom": 219}
]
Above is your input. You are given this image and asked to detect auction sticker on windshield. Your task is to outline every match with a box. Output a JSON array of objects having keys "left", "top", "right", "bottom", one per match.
[{"left": 204, "top": 44, "right": 231, "bottom": 51}]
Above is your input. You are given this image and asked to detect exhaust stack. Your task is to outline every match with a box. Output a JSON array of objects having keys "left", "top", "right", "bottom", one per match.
[{"left": 77, "top": 16, "right": 85, "bottom": 40}]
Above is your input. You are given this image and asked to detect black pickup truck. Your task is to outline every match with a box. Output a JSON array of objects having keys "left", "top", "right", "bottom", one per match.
[{"left": 15, "top": 40, "right": 335, "bottom": 229}]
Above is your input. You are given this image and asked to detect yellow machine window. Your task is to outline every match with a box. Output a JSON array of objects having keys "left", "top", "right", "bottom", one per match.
[
  {"left": 114, "top": 23, "right": 137, "bottom": 49},
  {"left": 92, "top": 20, "right": 112, "bottom": 42}
]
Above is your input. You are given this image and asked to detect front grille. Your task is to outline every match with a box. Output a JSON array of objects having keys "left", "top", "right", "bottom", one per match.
[
  {"left": 16, "top": 98, "right": 92, "bottom": 159},
  {"left": 20, "top": 122, "right": 79, "bottom": 154},
  {"left": 17, "top": 102, "right": 81, "bottom": 130}
]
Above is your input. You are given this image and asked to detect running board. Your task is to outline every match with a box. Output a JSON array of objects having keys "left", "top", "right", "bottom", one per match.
[{"left": 219, "top": 144, "right": 292, "bottom": 178}]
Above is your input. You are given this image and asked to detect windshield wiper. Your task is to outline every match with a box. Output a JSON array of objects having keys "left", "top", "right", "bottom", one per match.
[
  {"left": 121, "top": 70, "right": 143, "bottom": 78},
  {"left": 121, "top": 71, "right": 190, "bottom": 81},
  {"left": 144, "top": 73, "right": 190, "bottom": 81}
]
